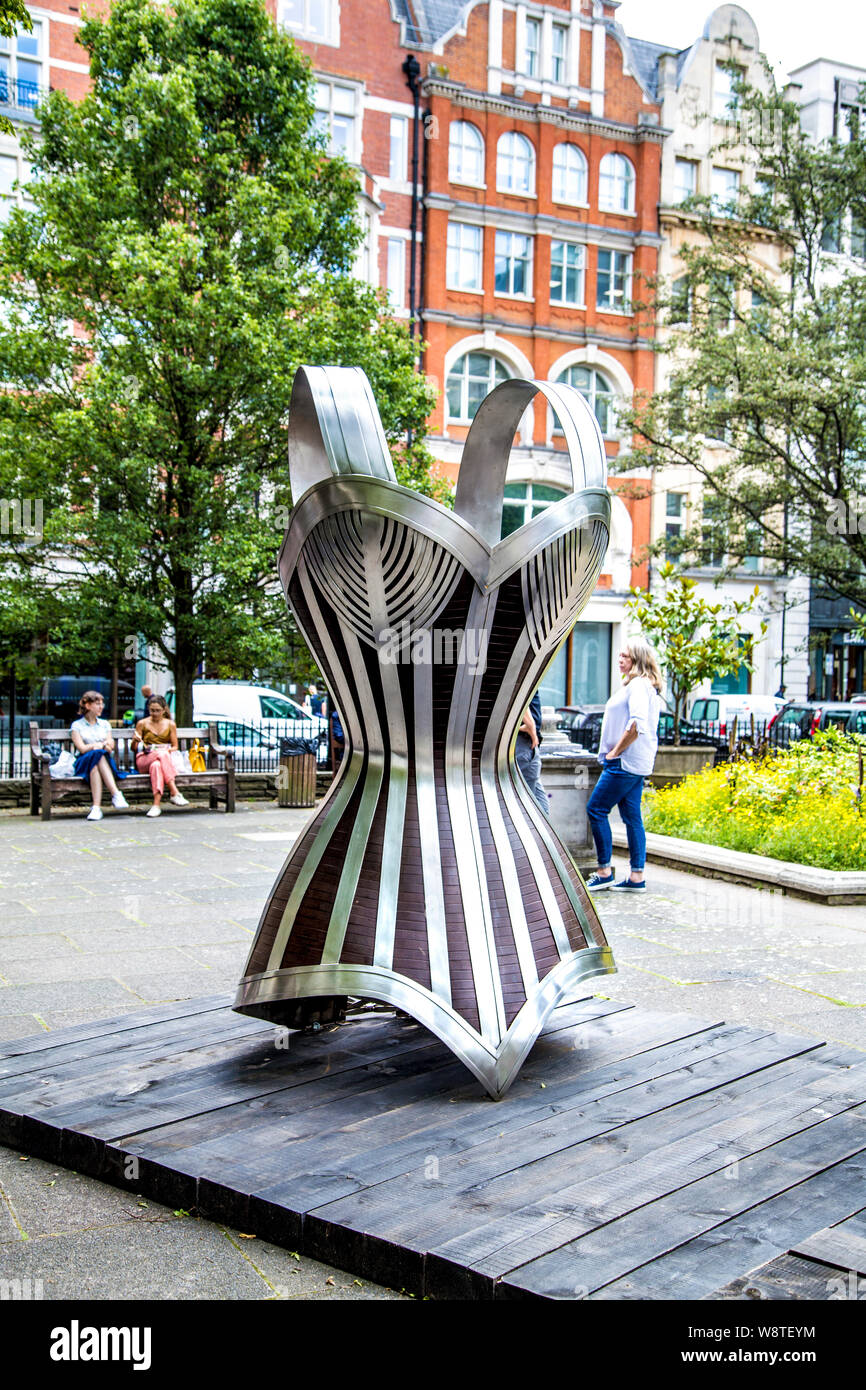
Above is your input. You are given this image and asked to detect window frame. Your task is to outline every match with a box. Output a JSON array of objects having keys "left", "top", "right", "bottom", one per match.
[
  {"left": 673, "top": 157, "right": 697, "bottom": 205},
  {"left": 448, "top": 119, "right": 485, "bottom": 188},
  {"left": 554, "top": 363, "right": 618, "bottom": 440},
  {"left": 549, "top": 240, "right": 585, "bottom": 307},
  {"left": 496, "top": 131, "right": 536, "bottom": 197},
  {"left": 598, "top": 152, "right": 635, "bottom": 213},
  {"left": 551, "top": 25, "right": 568, "bottom": 85},
  {"left": 494, "top": 229, "right": 533, "bottom": 300},
  {"left": 552, "top": 142, "right": 588, "bottom": 207},
  {"left": 501, "top": 481, "right": 568, "bottom": 538},
  {"left": 710, "top": 165, "right": 741, "bottom": 218},
  {"left": 446, "top": 220, "right": 483, "bottom": 293},
  {"left": 389, "top": 115, "right": 408, "bottom": 182},
  {"left": 279, "top": 0, "right": 337, "bottom": 46},
  {"left": 445, "top": 351, "right": 510, "bottom": 425},
  {"left": 713, "top": 60, "right": 744, "bottom": 122},
  {"left": 523, "top": 16, "right": 540, "bottom": 78},
  {"left": 596, "top": 247, "right": 632, "bottom": 314},
  {"left": 0, "top": 17, "right": 47, "bottom": 112},
  {"left": 386, "top": 237, "right": 405, "bottom": 308},
  {"left": 313, "top": 76, "right": 360, "bottom": 162}
]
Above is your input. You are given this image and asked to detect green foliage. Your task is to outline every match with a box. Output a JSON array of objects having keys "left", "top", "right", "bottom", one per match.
[
  {"left": 645, "top": 730, "right": 866, "bottom": 870},
  {"left": 626, "top": 563, "right": 766, "bottom": 740},
  {"left": 621, "top": 73, "right": 866, "bottom": 610},
  {"left": 0, "top": 0, "right": 437, "bottom": 721}
]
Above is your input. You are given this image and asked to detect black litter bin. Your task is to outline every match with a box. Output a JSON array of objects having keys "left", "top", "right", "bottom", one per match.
[{"left": 277, "top": 735, "right": 318, "bottom": 808}]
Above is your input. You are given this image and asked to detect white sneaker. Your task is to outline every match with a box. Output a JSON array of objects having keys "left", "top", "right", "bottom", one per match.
[
  {"left": 146, "top": 805, "right": 161, "bottom": 818},
  {"left": 170, "top": 793, "right": 189, "bottom": 807},
  {"left": 86, "top": 806, "right": 103, "bottom": 822},
  {"left": 111, "top": 792, "right": 129, "bottom": 809}
]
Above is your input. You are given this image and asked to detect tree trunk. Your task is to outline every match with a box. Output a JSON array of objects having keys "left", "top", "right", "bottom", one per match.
[
  {"left": 109, "top": 636, "right": 119, "bottom": 722},
  {"left": 173, "top": 647, "right": 198, "bottom": 728},
  {"left": 7, "top": 667, "right": 16, "bottom": 778}
]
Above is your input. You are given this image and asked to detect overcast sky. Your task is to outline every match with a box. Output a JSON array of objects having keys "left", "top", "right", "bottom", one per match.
[{"left": 613, "top": 0, "right": 866, "bottom": 81}]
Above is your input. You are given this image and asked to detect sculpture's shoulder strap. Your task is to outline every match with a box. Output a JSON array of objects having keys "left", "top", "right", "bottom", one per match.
[
  {"left": 289, "top": 366, "right": 397, "bottom": 502},
  {"left": 453, "top": 379, "right": 608, "bottom": 547}
]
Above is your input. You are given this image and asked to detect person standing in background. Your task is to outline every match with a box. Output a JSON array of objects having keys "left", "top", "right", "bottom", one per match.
[
  {"left": 515, "top": 689, "right": 549, "bottom": 817},
  {"left": 585, "top": 637, "right": 663, "bottom": 893}
]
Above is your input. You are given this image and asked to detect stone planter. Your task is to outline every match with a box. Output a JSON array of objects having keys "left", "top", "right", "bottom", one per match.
[
  {"left": 540, "top": 747, "right": 601, "bottom": 867},
  {"left": 649, "top": 745, "right": 716, "bottom": 789}
]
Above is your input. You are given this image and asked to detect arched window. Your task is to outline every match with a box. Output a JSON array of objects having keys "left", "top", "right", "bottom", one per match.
[
  {"left": 552, "top": 143, "right": 587, "bottom": 205},
  {"left": 556, "top": 364, "right": 617, "bottom": 438},
  {"left": 496, "top": 131, "right": 535, "bottom": 196},
  {"left": 449, "top": 121, "right": 484, "bottom": 186},
  {"left": 446, "top": 352, "right": 509, "bottom": 423},
  {"left": 501, "top": 482, "right": 567, "bottom": 539},
  {"left": 598, "top": 152, "right": 635, "bottom": 212}
]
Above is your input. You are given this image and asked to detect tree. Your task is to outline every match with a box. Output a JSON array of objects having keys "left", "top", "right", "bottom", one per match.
[
  {"left": 626, "top": 565, "right": 766, "bottom": 743},
  {"left": 0, "top": 0, "right": 437, "bottom": 723},
  {"left": 623, "top": 76, "right": 866, "bottom": 615}
]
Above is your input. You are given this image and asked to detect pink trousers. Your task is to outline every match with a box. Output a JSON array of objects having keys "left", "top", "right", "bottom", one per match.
[{"left": 136, "top": 747, "right": 175, "bottom": 795}]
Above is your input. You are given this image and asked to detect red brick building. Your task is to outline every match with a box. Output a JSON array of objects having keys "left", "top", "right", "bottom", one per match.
[
  {"left": 277, "top": 0, "right": 664, "bottom": 705},
  {"left": 4, "top": 0, "right": 664, "bottom": 707}
]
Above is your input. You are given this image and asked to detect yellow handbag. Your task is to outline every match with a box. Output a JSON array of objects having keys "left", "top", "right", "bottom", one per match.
[{"left": 189, "top": 740, "right": 207, "bottom": 773}]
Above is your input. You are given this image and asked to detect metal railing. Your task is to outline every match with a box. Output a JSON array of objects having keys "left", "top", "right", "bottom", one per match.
[
  {"left": 0, "top": 76, "right": 47, "bottom": 113},
  {"left": 565, "top": 717, "right": 808, "bottom": 761}
]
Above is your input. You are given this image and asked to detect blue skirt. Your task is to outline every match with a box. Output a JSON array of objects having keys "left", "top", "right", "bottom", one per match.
[{"left": 74, "top": 749, "right": 128, "bottom": 781}]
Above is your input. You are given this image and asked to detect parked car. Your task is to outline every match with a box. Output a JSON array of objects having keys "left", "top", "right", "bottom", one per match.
[
  {"left": 211, "top": 720, "right": 281, "bottom": 771},
  {"left": 846, "top": 707, "right": 866, "bottom": 736},
  {"left": 689, "top": 694, "right": 785, "bottom": 739},
  {"left": 768, "top": 701, "right": 858, "bottom": 746},
  {"left": 566, "top": 707, "right": 606, "bottom": 750},
  {"left": 556, "top": 705, "right": 593, "bottom": 734},
  {"left": 658, "top": 713, "right": 727, "bottom": 754},
  {"left": 166, "top": 681, "right": 328, "bottom": 763},
  {"left": 33, "top": 676, "right": 136, "bottom": 723}
]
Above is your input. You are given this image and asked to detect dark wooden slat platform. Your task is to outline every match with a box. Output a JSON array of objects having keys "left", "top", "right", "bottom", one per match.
[{"left": 0, "top": 995, "right": 864, "bottom": 1300}]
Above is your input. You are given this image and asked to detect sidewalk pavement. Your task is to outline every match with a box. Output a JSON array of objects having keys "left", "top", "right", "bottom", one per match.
[{"left": 0, "top": 797, "right": 864, "bottom": 1299}]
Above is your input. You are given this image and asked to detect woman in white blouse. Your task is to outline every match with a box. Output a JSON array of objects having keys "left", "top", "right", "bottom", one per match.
[
  {"left": 69, "top": 690, "right": 129, "bottom": 822},
  {"left": 585, "top": 636, "right": 663, "bottom": 893}
]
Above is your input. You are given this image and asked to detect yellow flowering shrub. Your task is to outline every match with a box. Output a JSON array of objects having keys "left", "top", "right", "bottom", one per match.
[{"left": 644, "top": 730, "right": 866, "bottom": 870}]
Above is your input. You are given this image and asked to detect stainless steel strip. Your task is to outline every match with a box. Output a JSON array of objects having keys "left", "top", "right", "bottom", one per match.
[
  {"left": 413, "top": 655, "right": 452, "bottom": 1005},
  {"left": 320, "top": 613, "right": 386, "bottom": 966},
  {"left": 478, "top": 630, "right": 540, "bottom": 1000},
  {"left": 444, "top": 586, "right": 506, "bottom": 1045},
  {"left": 264, "top": 554, "right": 366, "bottom": 973},
  {"left": 365, "top": 513, "right": 408, "bottom": 973}
]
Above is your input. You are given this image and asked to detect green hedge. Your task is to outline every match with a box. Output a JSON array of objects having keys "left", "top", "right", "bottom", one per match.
[{"left": 644, "top": 730, "right": 866, "bottom": 871}]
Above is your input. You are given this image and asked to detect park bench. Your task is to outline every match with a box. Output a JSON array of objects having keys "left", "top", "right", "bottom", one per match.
[{"left": 29, "top": 723, "right": 236, "bottom": 819}]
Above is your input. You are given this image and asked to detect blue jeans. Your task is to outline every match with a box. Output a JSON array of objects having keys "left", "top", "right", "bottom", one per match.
[
  {"left": 515, "top": 735, "right": 549, "bottom": 817},
  {"left": 586, "top": 757, "right": 646, "bottom": 872}
]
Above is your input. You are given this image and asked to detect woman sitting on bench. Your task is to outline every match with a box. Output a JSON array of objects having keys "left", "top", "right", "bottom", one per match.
[
  {"left": 70, "top": 691, "right": 129, "bottom": 823},
  {"left": 132, "top": 695, "right": 190, "bottom": 818}
]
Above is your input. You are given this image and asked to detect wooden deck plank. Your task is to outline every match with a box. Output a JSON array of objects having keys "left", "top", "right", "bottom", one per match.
[
  {"left": 1, "top": 991, "right": 864, "bottom": 1301},
  {"left": 712, "top": 1252, "right": 852, "bottom": 1301},
  {"left": 0, "top": 996, "right": 235, "bottom": 1072},
  {"left": 127, "top": 1010, "right": 728, "bottom": 1200},
  {"left": 790, "top": 1211, "right": 866, "bottom": 1276},
  {"left": 585, "top": 1157, "right": 866, "bottom": 1300},
  {"left": 496, "top": 1107, "right": 866, "bottom": 1301},
  {"left": 310, "top": 1035, "right": 830, "bottom": 1259}
]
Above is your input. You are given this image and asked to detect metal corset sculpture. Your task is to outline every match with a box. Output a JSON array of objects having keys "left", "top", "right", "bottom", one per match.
[{"left": 234, "top": 367, "right": 615, "bottom": 1098}]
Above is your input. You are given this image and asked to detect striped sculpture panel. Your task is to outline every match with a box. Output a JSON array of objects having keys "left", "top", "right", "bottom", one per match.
[{"left": 233, "top": 367, "right": 615, "bottom": 1097}]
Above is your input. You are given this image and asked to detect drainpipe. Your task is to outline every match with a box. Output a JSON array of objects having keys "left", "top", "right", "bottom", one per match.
[{"left": 402, "top": 53, "right": 421, "bottom": 342}]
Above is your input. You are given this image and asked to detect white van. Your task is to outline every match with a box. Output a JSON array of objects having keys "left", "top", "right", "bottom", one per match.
[
  {"left": 167, "top": 681, "right": 328, "bottom": 760},
  {"left": 689, "top": 693, "right": 785, "bottom": 737}
]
